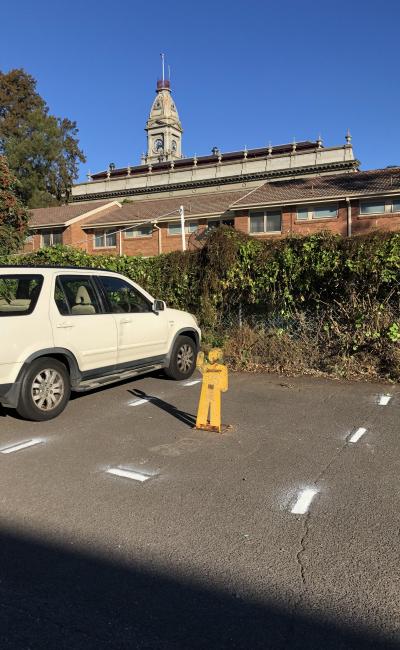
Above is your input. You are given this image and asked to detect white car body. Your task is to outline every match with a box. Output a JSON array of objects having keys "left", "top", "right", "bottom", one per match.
[{"left": 0, "top": 266, "right": 200, "bottom": 419}]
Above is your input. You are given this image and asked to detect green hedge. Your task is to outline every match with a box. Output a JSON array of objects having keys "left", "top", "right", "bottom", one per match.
[
  {"left": 2, "top": 228, "right": 399, "bottom": 378},
  {"left": 2, "top": 227, "right": 399, "bottom": 319}
]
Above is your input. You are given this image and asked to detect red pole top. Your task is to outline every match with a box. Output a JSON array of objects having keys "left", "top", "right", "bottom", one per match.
[{"left": 157, "top": 79, "right": 171, "bottom": 91}]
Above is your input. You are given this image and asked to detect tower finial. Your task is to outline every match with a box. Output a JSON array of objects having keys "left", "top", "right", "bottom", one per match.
[
  {"left": 160, "top": 53, "right": 165, "bottom": 82},
  {"left": 345, "top": 128, "right": 352, "bottom": 145}
]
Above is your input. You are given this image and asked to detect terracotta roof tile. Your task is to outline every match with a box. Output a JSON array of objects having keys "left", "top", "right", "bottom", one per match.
[
  {"left": 83, "top": 189, "right": 248, "bottom": 226},
  {"left": 29, "top": 201, "right": 117, "bottom": 227},
  {"left": 231, "top": 168, "right": 400, "bottom": 207}
]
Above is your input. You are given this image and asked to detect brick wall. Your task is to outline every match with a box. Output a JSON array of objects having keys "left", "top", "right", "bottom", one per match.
[
  {"left": 351, "top": 203, "right": 400, "bottom": 235},
  {"left": 21, "top": 199, "right": 400, "bottom": 258}
]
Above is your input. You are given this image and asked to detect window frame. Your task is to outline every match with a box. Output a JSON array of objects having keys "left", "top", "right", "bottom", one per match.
[
  {"left": 55, "top": 274, "right": 105, "bottom": 316},
  {"left": 167, "top": 220, "right": 199, "bottom": 236},
  {"left": 124, "top": 225, "right": 153, "bottom": 239},
  {"left": 249, "top": 210, "right": 282, "bottom": 234},
  {"left": 0, "top": 274, "right": 44, "bottom": 317},
  {"left": 359, "top": 199, "right": 387, "bottom": 216},
  {"left": 95, "top": 275, "right": 153, "bottom": 314},
  {"left": 40, "top": 229, "right": 63, "bottom": 247},
  {"left": 207, "top": 218, "right": 235, "bottom": 230},
  {"left": 392, "top": 196, "right": 400, "bottom": 213},
  {"left": 359, "top": 197, "right": 400, "bottom": 216},
  {"left": 93, "top": 229, "right": 117, "bottom": 249},
  {"left": 295, "top": 203, "right": 338, "bottom": 221}
]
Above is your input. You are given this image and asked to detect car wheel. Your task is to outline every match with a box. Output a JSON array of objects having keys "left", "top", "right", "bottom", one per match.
[
  {"left": 16, "top": 357, "right": 71, "bottom": 421},
  {"left": 165, "top": 335, "right": 197, "bottom": 380}
]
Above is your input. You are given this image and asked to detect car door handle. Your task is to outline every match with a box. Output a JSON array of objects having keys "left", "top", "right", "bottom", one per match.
[
  {"left": 56, "top": 321, "right": 74, "bottom": 328},
  {"left": 120, "top": 318, "right": 132, "bottom": 324}
]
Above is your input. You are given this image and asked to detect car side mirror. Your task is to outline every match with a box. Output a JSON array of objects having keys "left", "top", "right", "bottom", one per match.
[{"left": 153, "top": 299, "right": 165, "bottom": 313}]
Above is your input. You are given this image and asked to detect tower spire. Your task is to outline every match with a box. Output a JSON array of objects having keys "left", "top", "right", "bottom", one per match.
[{"left": 144, "top": 60, "right": 183, "bottom": 164}]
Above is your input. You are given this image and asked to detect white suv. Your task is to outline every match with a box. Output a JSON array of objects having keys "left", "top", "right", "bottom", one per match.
[{"left": 0, "top": 266, "right": 201, "bottom": 421}]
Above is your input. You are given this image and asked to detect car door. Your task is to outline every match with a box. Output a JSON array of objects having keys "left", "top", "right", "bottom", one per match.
[
  {"left": 97, "top": 275, "right": 169, "bottom": 367},
  {"left": 50, "top": 274, "right": 118, "bottom": 374}
]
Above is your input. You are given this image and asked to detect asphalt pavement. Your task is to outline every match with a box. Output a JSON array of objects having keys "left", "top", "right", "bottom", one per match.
[{"left": 0, "top": 371, "right": 399, "bottom": 649}]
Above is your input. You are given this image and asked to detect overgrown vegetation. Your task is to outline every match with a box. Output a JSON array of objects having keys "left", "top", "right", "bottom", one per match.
[{"left": 2, "top": 228, "right": 399, "bottom": 381}]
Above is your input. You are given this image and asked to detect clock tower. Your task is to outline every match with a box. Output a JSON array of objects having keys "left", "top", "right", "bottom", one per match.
[{"left": 143, "top": 78, "right": 183, "bottom": 164}]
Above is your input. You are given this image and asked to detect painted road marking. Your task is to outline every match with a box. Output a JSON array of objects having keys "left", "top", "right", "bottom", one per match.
[
  {"left": 291, "top": 488, "right": 318, "bottom": 515},
  {"left": 106, "top": 467, "right": 153, "bottom": 482},
  {"left": 129, "top": 398, "right": 150, "bottom": 407},
  {"left": 0, "top": 439, "right": 43, "bottom": 454},
  {"left": 378, "top": 394, "right": 392, "bottom": 406},
  {"left": 349, "top": 427, "right": 367, "bottom": 443},
  {"left": 183, "top": 380, "right": 201, "bottom": 387}
]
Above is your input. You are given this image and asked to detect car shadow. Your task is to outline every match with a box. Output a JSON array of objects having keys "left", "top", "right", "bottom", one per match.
[
  {"left": 0, "top": 525, "right": 397, "bottom": 649},
  {"left": 129, "top": 388, "right": 196, "bottom": 427}
]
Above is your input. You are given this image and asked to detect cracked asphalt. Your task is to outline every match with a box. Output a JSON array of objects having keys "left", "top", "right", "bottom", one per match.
[{"left": 0, "top": 371, "right": 399, "bottom": 649}]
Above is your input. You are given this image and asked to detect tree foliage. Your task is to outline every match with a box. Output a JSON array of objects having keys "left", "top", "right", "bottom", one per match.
[
  {"left": 0, "top": 155, "right": 29, "bottom": 254},
  {"left": 0, "top": 69, "right": 86, "bottom": 208}
]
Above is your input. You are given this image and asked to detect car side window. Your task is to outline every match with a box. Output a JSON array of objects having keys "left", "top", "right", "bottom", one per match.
[
  {"left": 56, "top": 275, "right": 102, "bottom": 315},
  {"left": 0, "top": 274, "right": 43, "bottom": 316},
  {"left": 99, "top": 276, "right": 151, "bottom": 314}
]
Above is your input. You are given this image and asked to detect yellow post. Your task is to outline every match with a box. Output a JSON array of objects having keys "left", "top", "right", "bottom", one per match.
[{"left": 195, "top": 348, "right": 228, "bottom": 433}]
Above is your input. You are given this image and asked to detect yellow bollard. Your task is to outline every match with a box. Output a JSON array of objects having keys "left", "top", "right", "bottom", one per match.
[{"left": 195, "top": 348, "right": 229, "bottom": 433}]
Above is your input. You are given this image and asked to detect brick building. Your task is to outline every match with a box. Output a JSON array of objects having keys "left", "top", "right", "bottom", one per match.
[{"left": 25, "top": 76, "right": 400, "bottom": 256}]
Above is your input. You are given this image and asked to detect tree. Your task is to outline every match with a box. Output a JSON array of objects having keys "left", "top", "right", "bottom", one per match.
[
  {"left": 0, "top": 69, "right": 86, "bottom": 207},
  {"left": 0, "top": 155, "right": 29, "bottom": 254}
]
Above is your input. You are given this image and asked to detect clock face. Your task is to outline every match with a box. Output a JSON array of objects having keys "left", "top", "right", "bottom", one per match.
[
  {"left": 153, "top": 138, "right": 164, "bottom": 153},
  {"left": 171, "top": 140, "right": 177, "bottom": 152}
]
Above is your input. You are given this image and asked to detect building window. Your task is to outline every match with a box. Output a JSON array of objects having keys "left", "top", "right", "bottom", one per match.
[
  {"left": 359, "top": 197, "right": 400, "bottom": 215},
  {"left": 392, "top": 197, "right": 400, "bottom": 212},
  {"left": 167, "top": 220, "right": 198, "bottom": 235},
  {"left": 296, "top": 204, "right": 338, "bottom": 221},
  {"left": 93, "top": 230, "right": 116, "bottom": 248},
  {"left": 125, "top": 225, "right": 153, "bottom": 238},
  {"left": 249, "top": 211, "right": 281, "bottom": 233},
  {"left": 359, "top": 200, "right": 386, "bottom": 215},
  {"left": 41, "top": 230, "right": 63, "bottom": 247},
  {"left": 207, "top": 218, "right": 234, "bottom": 230}
]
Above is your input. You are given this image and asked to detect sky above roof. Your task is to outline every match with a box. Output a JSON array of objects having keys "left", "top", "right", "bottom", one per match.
[{"left": 2, "top": 0, "right": 399, "bottom": 182}]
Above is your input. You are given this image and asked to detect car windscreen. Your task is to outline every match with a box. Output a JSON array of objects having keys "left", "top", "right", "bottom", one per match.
[{"left": 0, "top": 274, "right": 44, "bottom": 316}]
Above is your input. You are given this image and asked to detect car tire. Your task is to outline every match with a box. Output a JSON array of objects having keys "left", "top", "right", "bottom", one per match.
[
  {"left": 164, "top": 335, "right": 197, "bottom": 381},
  {"left": 16, "top": 357, "right": 71, "bottom": 421}
]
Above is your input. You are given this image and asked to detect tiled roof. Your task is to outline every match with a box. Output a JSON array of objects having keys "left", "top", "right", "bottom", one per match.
[
  {"left": 231, "top": 168, "right": 400, "bottom": 208},
  {"left": 83, "top": 189, "right": 248, "bottom": 226},
  {"left": 29, "top": 201, "right": 117, "bottom": 227}
]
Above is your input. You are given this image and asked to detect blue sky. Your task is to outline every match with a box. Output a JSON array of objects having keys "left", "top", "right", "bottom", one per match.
[{"left": 1, "top": 0, "right": 399, "bottom": 181}]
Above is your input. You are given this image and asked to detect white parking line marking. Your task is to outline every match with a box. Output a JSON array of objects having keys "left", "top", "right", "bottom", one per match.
[
  {"left": 106, "top": 467, "right": 152, "bottom": 482},
  {"left": 0, "top": 439, "right": 43, "bottom": 454},
  {"left": 378, "top": 394, "right": 392, "bottom": 406},
  {"left": 349, "top": 427, "right": 367, "bottom": 443},
  {"left": 183, "top": 380, "right": 201, "bottom": 387},
  {"left": 291, "top": 488, "right": 318, "bottom": 514},
  {"left": 129, "top": 398, "right": 150, "bottom": 407}
]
